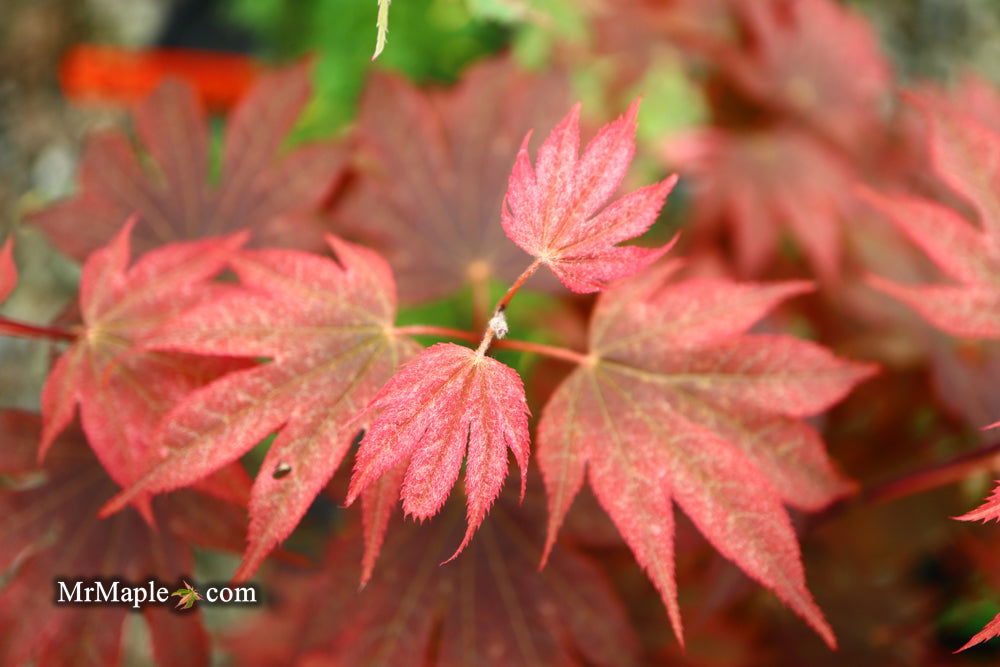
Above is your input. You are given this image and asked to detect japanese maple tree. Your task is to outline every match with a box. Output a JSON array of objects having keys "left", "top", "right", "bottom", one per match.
[{"left": 8, "top": 1, "right": 1000, "bottom": 661}]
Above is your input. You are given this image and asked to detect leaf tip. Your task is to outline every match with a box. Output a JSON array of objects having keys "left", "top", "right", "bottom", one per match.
[
  {"left": 864, "top": 272, "right": 900, "bottom": 297},
  {"left": 231, "top": 560, "right": 255, "bottom": 584},
  {"left": 228, "top": 228, "right": 253, "bottom": 248},
  {"left": 518, "top": 128, "right": 534, "bottom": 154},
  {"left": 851, "top": 360, "right": 881, "bottom": 385},
  {"left": 623, "top": 97, "right": 642, "bottom": 127},
  {"left": 36, "top": 433, "right": 54, "bottom": 466},
  {"left": 97, "top": 492, "right": 129, "bottom": 519},
  {"left": 440, "top": 521, "right": 479, "bottom": 566},
  {"left": 0, "top": 236, "right": 14, "bottom": 303},
  {"left": 538, "top": 537, "right": 555, "bottom": 572},
  {"left": 119, "top": 213, "right": 140, "bottom": 240}
]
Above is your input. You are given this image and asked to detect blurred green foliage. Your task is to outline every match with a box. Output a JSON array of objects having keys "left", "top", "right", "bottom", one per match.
[{"left": 226, "top": 0, "right": 510, "bottom": 138}]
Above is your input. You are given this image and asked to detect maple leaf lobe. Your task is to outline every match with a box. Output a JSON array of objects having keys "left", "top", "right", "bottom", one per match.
[
  {"left": 347, "top": 342, "right": 530, "bottom": 563},
  {"left": 0, "top": 237, "right": 15, "bottom": 303},
  {"left": 501, "top": 98, "right": 679, "bottom": 293}
]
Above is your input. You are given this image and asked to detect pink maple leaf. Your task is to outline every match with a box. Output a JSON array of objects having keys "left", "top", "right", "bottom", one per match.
[
  {"left": 501, "top": 99, "right": 678, "bottom": 293},
  {"left": 537, "top": 260, "right": 875, "bottom": 648},
  {"left": 346, "top": 342, "right": 530, "bottom": 565}
]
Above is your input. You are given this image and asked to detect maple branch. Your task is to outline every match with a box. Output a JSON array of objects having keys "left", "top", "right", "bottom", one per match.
[
  {"left": 0, "top": 316, "right": 75, "bottom": 342},
  {"left": 495, "top": 338, "right": 588, "bottom": 365},
  {"left": 862, "top": 439, "right": 1000, "bottom": 506},
  {"left": 497, "top": 258, "right": 543, "bottom": 314},
  {"left": 468, "top": 262, "right": 491, "bottom": 332},
  {"left": 395, "top": 325, "right": 480, "bottom": 343},
  {"left": 394, "top": 324, "right": 587, "bottom": 365},
  {"left": 812, "top": 439, "right": 1000, "bottom": 528},
  {"left": 476, "top": 259, "right": 543, "bottom": 355}
]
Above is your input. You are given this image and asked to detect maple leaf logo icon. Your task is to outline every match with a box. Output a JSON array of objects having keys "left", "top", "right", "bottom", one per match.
[{"left": 171, "top": 581, "right": 202, "bottom": 610}]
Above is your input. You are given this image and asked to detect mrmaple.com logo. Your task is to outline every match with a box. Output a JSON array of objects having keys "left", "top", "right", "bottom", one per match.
[{"left": 54, "top": 578, "right": 259, "bottom": 610}]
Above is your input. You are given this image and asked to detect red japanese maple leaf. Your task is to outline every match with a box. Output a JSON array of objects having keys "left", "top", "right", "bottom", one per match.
[
  {"left": 662, "top": 124, "right": 854, "bottom": 280},
  {"left": 0, "top": 410, "right": 248, "bottom": 666},
  {"left": 862, "top": 99, "right": 1000, "bottom": 339},
  {"left": 99, "top": 235, "right": 416, "bottom": 580},
  {"left": 501, "top": 99, "right": 678, "bottom": 293},
  {"left": 40, "top": 218, "right": 250, "bottom": 517},
  {"left": 345, "top": 342, "right": 530, "bottom": 562},
  {"left": 333, "top": 56, "right": 570, "bottom": 303},
  {"left": 226, "top": 485, "right": 639, "bottom": 666},
  {"left": 30, "top": 61, "right": 346, "bottom": 259},
  {"left": 716, "top": 0, "right": 889, "bottom": 148},
  {"left": 0, "top": 236, "right": 14, "bottom": 303},
  {"left": 537, "top": 260, "right": 875, "bottom": 648}
]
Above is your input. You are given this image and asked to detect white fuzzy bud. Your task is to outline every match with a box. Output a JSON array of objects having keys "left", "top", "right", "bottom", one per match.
[{"left": 489, "top": 310, "right": 509, "bottom": 339}]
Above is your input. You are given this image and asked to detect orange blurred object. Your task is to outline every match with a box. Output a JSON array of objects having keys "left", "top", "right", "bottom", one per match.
[{"left": 60, "top": 44, "right": 262, "bottom": 111}]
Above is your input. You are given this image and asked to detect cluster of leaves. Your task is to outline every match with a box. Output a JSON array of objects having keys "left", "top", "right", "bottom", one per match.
[{"left": 3, "top": 0, "right": 1000, "bottom": 662}]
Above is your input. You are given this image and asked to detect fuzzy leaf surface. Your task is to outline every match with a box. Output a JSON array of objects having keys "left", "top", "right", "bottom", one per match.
[
  {"left": 39, "top": 220, "right": 249, "bottom": 508},
  {"left": 537, "top": 262, "right": 875, "bottom": 648},
  {"left": 100, "top": 236, "right": 415, "bottom": 580},
  {"left": 334, "top": 57, "right": 569, "bottom": 303},
  {"left": 346, "top": 342, "right": 530, "bottom": 562},
  {"left": 30, "top": 62, "right": 345, "bottom": 258},
  {"left": 0, "top": 411, "right": 247, "bottom": 666},
  {"left": 862, "top": 101, "right": 1000, "bottom": 339},
  {"left": 501, "top": 99, "right": 678, "bottom": 293},
  {"left": 227, "top": 486, "right": 639, "bottom": 667}
]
